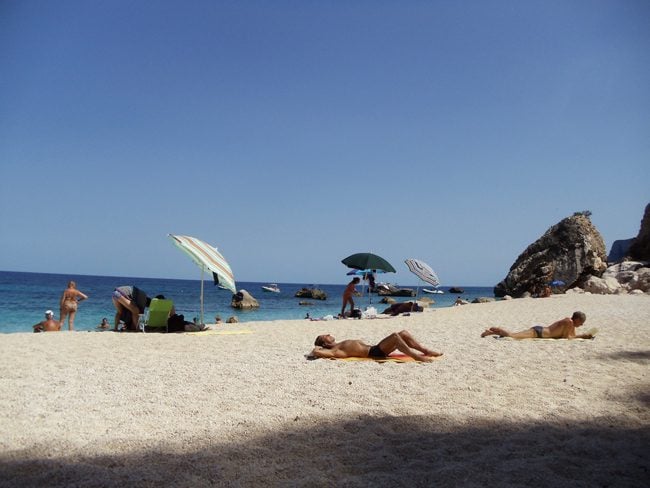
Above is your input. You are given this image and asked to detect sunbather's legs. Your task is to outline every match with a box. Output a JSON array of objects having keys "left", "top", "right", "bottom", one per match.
[
  {"left": 396, "top": 330, "right": 442, "bottom": 356},
  {"left": 480, "top": 327, "right": 537, "bottom": 339},
  {"left": 376, "top": 332, "right": 435, "bottom": 361}
]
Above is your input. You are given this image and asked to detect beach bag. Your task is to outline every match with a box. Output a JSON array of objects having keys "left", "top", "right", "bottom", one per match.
[
  {"left": 167, "top": 314, "right": 186, "bottom": 332},
  {"left": 351, "top": 308, "right": 362, "bottom": 319},
  {"left": 362, "top": 307, "right": 377, "bottom": 319}
]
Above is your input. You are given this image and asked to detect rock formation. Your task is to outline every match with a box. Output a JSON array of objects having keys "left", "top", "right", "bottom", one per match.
[
  {"left": 608, "top": 238, "right": 635, "bottom": 263},
  {"left": 472, "top": 297, "right": 495, "bottom": 304},
  {"left": 230, "top": 289, "right": 260, "bottom": 309},
  {"left": 628, "top": 203, "right": 650, "bottom": 261},
  {"left": 294, "top": 288, "right": 327, "bottom": 300},
  {"left": 574, "top": 261, "right": 650, "bottom": 295},
  {"left": 494, "top": 213, "right": 607, "bottom": 298}
]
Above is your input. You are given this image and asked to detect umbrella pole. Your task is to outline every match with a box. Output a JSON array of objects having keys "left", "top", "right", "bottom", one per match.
[
  {"left": 413, "top": 281, "right": 421, "bottom": 311},
  {"left": 200, "top": 267, "right": 205, "bottom": 325}
]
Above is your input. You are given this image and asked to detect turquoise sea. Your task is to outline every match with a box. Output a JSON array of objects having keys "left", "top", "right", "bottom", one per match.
[{"left": 0, "top": 271, "right": 495, "bottom": 333}]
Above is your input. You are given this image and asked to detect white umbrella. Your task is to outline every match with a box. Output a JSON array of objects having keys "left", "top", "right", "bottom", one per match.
[
  {"left": 404, "top": 258, "right": 440, "bottom": 297},
  {"left": 168, "top": 234, "right": 236, "bottom": 324}
]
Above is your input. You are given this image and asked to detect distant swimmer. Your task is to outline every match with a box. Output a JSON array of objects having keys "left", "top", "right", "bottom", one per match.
[
  {"left": 33, "top": 310, "right": 61, "bottom": 333},
  {"left": 480, "top": 311, "right": 593, "bottom": 339}
]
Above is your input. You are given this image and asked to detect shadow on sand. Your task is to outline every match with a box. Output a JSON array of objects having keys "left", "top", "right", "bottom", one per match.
[
  {"left": 1, "top": 416, "right": 648, "bottom": 487},
  {"left": 601, "top": 349, "right": 650, "bottom": 363}
]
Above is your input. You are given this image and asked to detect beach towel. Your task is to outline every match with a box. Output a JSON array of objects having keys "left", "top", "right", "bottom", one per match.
[{"left": 311, "top": 354, "right": 443, "bottom": 363}]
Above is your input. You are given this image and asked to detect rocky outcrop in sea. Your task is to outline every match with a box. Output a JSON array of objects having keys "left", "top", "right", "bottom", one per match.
[
  {"left": 295, "top": 288, "right": 327, "bottom": 300},
  {"left": 231, "top": 289, "right": 260, "bottom": 309}
]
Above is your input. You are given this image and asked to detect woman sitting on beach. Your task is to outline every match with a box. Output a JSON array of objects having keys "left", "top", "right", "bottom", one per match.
[
  {"left": 480, "top": 311, "right": 593, "bottom": 339},
  {"left": 59, "top": 281, "right": 88, "bottom": 331}
]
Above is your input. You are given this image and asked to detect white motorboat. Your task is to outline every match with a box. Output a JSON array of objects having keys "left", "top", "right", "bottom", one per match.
[
  {"left": 422, "top": 288, "right": 444, "bottom": 294},
  {"left": 261, "top": 283, "right": 281, "bottom": 293}
]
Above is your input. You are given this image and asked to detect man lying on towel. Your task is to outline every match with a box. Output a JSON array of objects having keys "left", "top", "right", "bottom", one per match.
[
  {"left": 480, "top": 311, "right": 594, "bottom": 339},
  {"left": 309, "top": 330, "right": 442, "bottom": 362}
]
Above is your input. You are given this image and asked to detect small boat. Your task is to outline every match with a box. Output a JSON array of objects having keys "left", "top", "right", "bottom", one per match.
[
  {"left": 422, "top": 288, "right": 444, "bottom": 294},
  {"left": 261, "top": 283, "right": 281, "bottom": 293}
]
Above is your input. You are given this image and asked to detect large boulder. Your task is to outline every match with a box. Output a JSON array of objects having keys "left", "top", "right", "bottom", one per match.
[
  {"left": 631, "top": 268, "right": 650, "bottom": 292},
  {"left": 494, "top": 213, "right": 607, "bottom": 298},
  {"left": 583, "top": 261, "right": 650, "bottom": 294},
  {"left": 230, "top": 289, "right": 260, "bottom": 309},
  {"left": 582, "top": 276, "right": 623, "bottom": 294},
  {"left": 628, "top": 203, "right": 650, "bottom": 261}
]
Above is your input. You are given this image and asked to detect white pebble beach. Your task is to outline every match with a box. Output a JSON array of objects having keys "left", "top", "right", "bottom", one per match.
[{"left": 1, "top": 293, "right": 648, "bottom": 487}]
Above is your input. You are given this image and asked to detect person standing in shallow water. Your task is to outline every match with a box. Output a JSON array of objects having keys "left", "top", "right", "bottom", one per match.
[
  {"left": 59, "top": 281, "right": 88, "bottom": 331},
  {"left": 341, "top": 277, "right": 360, "bottom": 317}
]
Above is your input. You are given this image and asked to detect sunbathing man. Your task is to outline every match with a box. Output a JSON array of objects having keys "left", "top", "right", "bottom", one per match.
[
  {"left": 480, "top": 311, "right": 593, "bottom": 339},
  {"left": 310, "top": 329, "right": 443, "bottom": 362}
]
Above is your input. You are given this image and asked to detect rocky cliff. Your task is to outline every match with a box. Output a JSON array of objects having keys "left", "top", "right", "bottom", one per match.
[
  {"left": 608, "top": 238, "right": 635, "bottom": 263},
  {"left": 494, "top": 214, "right": 607, "bottom": 298},
  {"left": 628, "top": 203, "right": 650, "bottom": 261}
]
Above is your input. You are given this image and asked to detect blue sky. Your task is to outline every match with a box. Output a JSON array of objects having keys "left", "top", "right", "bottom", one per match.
[{"left": 1, "top": 0, "right": 648, "bottom": 286}]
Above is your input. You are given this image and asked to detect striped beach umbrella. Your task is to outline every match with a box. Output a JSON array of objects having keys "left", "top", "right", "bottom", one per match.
[
  {"left": 404, "top": 258, "right": 440, "bottom": 288},
  {"left": 168, "top": 234, "right": 236, "bottom": 324}
]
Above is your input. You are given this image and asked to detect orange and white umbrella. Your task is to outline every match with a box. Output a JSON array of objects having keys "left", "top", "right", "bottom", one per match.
[{"left": 169, "top": 234, "right": 236, "bottom": 323}]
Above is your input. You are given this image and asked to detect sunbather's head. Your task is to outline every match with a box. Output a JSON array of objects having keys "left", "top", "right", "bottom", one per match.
[
  {"left": 314, "top": 334, "right": 335, "bottom": 348},
  {"left": 572, "top": 311, "right": 586, "bottom": 326}
]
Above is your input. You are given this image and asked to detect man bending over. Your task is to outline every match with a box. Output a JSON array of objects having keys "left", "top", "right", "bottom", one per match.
[
  {"left": 480, "top": 311, "right": 593, "bottom": 339},
  {"left": 310, "top": 330, "right": 443, "bottom": 362}
]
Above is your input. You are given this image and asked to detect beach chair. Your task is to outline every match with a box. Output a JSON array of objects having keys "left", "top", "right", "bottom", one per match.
[{"left": 140, "top": 298, "right": 174, "bottom": 333}]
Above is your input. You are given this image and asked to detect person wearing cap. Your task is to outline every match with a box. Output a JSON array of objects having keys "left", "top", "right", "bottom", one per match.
[{"left": 33, "top": 310, "right": 61, "bottom": 333}]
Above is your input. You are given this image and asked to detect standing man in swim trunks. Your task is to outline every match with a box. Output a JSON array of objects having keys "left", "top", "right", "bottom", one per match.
[
  {"left": 59, "top": 281, "right": 88, "bottom": 331},
  {"left": 480, "top": 311, "right": 592, "bottom": 339},
  {"left": 310, "top": 330, "right": 443, "bottom": 362},
  {"left": 340, "top": 277, "right": 360, "bottom": 317}
]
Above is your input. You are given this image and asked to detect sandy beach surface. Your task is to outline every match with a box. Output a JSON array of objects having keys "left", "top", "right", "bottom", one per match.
[{"left": 1, "top": 294, "right": 648, "bottom": 487}]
